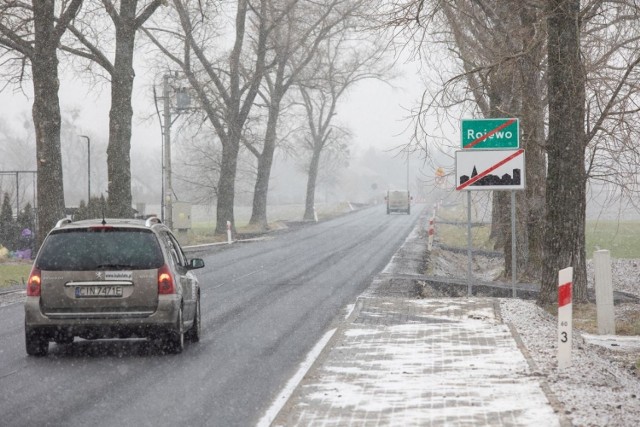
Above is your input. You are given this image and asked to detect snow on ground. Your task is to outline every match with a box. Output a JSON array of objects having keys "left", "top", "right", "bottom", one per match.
[
  {"left": 280, "top": 297, "right": 562, "bottom": 426},
  {"left": 432, "top": 250, "right": 640, "bottom": 426},
  {"left": 310, "top": 317, "right": 560, "bottom": 426},
  {"left": 501, "top": 298, "right": 640, "bottom": 426}
]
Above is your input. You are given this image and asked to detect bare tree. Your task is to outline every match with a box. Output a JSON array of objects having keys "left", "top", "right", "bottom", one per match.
[
  {"left": 173, "top": 129, "right": 223, "bottom": 205},
  {"left": 418, "top": 0, "right": 547, "bottom": 280},
  {"left": 391, "top": 0, "right": 640, "bottom": 300},
  {"left": 516, "top": 2, "right": 547, "bottom": 279},
  {"left": 63, "top": 0, "right": 165, "bottom": 217},
  {"left": 296, "top": 32, "right": 390, "bottom": 221},
  {"left": 144, "top": 0, "right": 273, "bottom": 233},
  {"left": 169, "top": 123, "right": 257, "bottom": 206},
  {"left": 536, "top": 1, "right": 640, "bottom": 304},
  {"left": 0, "top": 0, "right": 83, "bottom": 245},
  {"left": 538, "top": 0, "right": 587, "bottom": 305},
  {"left": 581, "top": 2, "right": 640, "bottom": 213},
  {"left": 246, "top": 0, "right": 364, "bottom": 230}
]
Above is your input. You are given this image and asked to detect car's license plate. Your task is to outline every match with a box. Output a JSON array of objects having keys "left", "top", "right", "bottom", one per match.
[{"left": 75, "top": 286, "right": 124, "bottom": 298}]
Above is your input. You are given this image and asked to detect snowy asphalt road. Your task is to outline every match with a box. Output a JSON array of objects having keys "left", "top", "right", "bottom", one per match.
[{"left": 0, "top": 204, "right": 424, "bottom": 427}]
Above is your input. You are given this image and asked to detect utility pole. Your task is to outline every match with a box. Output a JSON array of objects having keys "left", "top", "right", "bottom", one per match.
[
  {"left": 406, "top": 151, "right": 410, "bottom": 192},
  {"left": 159, "top": 72, "right": 190, "bottom": 229},
  {"left": 79, "top": 135, "right": 90, "bottom": 202},
  {"left": 163, "top": 74, "right": 173, "bottom": 229}
]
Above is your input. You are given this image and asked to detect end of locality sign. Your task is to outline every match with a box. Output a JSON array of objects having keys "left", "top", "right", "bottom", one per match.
[
  {"left": 455, "top": 149, "right": 526, "bottom": 191},
  {"left": 461, "top": 118, "right": 519, "bottom": 149}
]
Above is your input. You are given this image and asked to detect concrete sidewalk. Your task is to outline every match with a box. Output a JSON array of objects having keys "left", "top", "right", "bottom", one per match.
[{"left": 271, "top": 296, "right": 562, "bottom": 426}]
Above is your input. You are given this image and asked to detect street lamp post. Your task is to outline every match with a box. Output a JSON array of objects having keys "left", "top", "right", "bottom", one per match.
[{"left": 79, "top": 135, "right": 91, "bottom": 202}]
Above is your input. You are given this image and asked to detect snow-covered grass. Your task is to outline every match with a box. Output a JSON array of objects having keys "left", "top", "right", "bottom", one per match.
[{"left": 501, "top": 298, "right": 640, "bottom": 427}]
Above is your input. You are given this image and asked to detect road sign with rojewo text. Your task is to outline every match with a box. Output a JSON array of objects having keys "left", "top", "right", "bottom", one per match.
[
  {"left": 455, "top": 149, "right": 525, "bottom": 191},
  {"left": 461, "top": 118, "right": 519, "bottom": 149}
]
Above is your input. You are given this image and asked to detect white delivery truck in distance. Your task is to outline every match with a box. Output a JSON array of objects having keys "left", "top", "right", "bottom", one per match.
[{"left": 385, "top": 190, "right": 411, "bottom": 215}]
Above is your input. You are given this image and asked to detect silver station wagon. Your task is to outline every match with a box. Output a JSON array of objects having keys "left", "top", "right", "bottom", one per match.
[{"left": 24, "top": 217, "right": 204, "bottom": 356}]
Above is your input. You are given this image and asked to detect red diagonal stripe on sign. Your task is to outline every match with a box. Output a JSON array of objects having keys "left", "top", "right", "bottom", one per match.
[
  {"left": 558, "top": 282, "right": 572, "bottom": 307},
  {"left": 456, "top": 149, "right": 524, "bottom": 190},
  {"left": 464, "top": 119, "right": 517, "bottom": 149}
]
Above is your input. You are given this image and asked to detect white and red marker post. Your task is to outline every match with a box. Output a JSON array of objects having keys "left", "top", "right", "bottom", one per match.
[
  {"left": 227, "top": 220, "right": 232, "bottom": 244},
  {"left": 557, "top": 267, "right": 573, "bottom": 369}
]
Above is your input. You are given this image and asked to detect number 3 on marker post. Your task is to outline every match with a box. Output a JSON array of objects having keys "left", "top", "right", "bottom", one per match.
[{"left": 558, "top": 267, "right": 573, "bottom": 370}]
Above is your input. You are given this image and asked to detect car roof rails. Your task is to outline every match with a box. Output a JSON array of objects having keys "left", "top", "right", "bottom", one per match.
[
  {"left": 55, "top": 218, "right": 73, "bottom": 228},
  {"left": 145, "top": 216, "right": 162, "bottom": 227}
]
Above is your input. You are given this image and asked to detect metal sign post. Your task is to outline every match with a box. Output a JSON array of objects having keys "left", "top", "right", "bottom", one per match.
[
  {"left": 467, "top": 191, "right": 472, "bottom": 296},
  {"left": 456, "top": 118, "right": 524, "bottom": 297},
  {"left": 511, "top": 191, "right": 517, "bottom": 297}
]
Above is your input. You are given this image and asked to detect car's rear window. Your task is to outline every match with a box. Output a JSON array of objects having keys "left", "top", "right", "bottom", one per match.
[{"left": 36, "top": 228, "right": 164, "bottom": 271}]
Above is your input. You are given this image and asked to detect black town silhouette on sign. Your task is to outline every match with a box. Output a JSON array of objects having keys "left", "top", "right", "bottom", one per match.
[{"left": 459, "top": 166, "right": 521, "bottom": 187}]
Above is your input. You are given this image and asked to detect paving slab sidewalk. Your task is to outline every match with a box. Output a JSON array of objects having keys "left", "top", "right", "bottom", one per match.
[{"left": 271, "top": 296, "right": 562, "bottom": 427}]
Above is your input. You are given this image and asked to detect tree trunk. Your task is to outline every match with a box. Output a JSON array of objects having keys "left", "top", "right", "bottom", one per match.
[
  {"left": 216, "top": 136, "right": 240, "bottom": 234},
  {"left": 32, "top": 0, "right": 66, "bottom": 246},
  {"left": 303, "top": 145, "right": 322, "bottom": 221},
  {"left": 106, "top": 1, "right": 136, "bottom": 218},
  {"left": 249, "top": 98, "right": 280, "bottom": 230},
  {"left": 487, "top": 72, "right": 512, "bottom": 256},
  {"left": 519, "top": 4, "right": 547, "bottom": 280},
  {"left": 484, "top": 38, "right": 528, "bottom": 280},
  {"left": 538, "top": 0, "right": 587, "bottom": 306},
  {"left": 491, "top": 192, "right": 509, "bottom": 250},
  {"left": 212, "top": 0, "right": 267, "bottom": 234}
]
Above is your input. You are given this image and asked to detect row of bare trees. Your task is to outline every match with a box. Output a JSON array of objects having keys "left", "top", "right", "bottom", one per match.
[
  {"left": 0, "top": 0, "right": 163, "bottom": 243},
  {"left": 144, "top": 0, "right": 391, "bottom": 233},
  {"left": 384, "top": 0, "right": 640, "bottom": 305},
  {"left": 0, "top": 0, "right": 390, "bottom": 243},
  {"left": 0, "top": 0, "right": 82, "bottom": 246}
]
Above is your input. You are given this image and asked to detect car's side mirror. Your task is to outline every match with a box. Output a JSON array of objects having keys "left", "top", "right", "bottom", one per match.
[{"left": 188, "top": 258, "right": 205, "bottom": 270}]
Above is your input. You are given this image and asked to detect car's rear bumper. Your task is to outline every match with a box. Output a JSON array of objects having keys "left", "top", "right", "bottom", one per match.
[{"left": 24, "top": 295, "right": 181, "bottom": 339}]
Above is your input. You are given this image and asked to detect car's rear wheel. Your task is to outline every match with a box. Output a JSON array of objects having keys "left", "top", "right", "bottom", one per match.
[
  {"left": 185, "top": 294, "right": 201, "bottom": 343},
  {"left": 164, "top": 307, "right": 184, "bottom": 354},
  {"left": 25, "top": 328, "right": 49, "bottom": 357}
]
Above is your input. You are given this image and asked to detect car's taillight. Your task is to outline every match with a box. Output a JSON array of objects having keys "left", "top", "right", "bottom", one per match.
[
  {"left": 27, "top": 267, "right": 41, "bottom": 296},
  {"left": 158, "top": 264, "right": 175, "bottom": 294}
]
